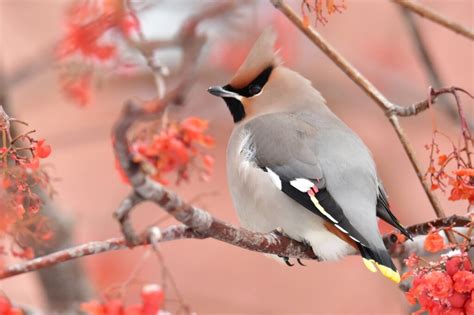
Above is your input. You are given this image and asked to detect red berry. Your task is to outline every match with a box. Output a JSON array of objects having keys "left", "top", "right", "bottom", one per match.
[
  {"left": 124, "top": 304, "right": 142, "bottom": 315},
  {"left": 444, "top": 307, "right": 465, "bottom": 315},
  {"left": 448, "top": 292, "right": 469, "bottom": 308},
  {"left": 463, "top": 257, "right": 472, "bottom": 271},
  {"left": 141, "top": 284, "right": 164, "bottom": 315},
  {"left": 447, "top": 257, "right": 463, "bottom": 276},
  {"left": 465, "top": 298, "right": 474, "bottom": 315},
  {"left": 35, "top": 139, "right": 52, "bottom": 159},
  {"left": 453, "top": 270, "right": 474, "bottom": 293},
  {"left": 425, "top": 271, "right": 453, "bottom": 298},
  {"left": 0, "top": 296, "right": 11, "bottom": 313},
  {"left": 104, "top": 299, "right": 123, "bottom": 315}
]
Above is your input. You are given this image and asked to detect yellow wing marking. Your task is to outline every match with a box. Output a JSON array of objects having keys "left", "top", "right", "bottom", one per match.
[{"left": 309, "top": 195, "right": 338, "bottom": 223}]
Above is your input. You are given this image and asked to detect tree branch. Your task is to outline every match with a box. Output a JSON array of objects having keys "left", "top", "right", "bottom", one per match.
[
  {"left": 399, "top": 7, "right": 474, "bottom": 130},
  {"left": 269, "top": 0, "right": 455, "bottom": 243},
  {"left": 0, "top": 225, "right": 195, "bottom": 280},
  {"left": 393, "top": 0, "right": 474, "bottom": 40},
  {"left": 0, "top": 215, "right": 469, "bottom": 280},
  {"left": 383, "top": 215, "right": 471, "bottom": 251}
]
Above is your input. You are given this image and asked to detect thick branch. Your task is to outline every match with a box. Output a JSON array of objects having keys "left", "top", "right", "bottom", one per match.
[
  {"left": 393, "top": 0, "right": 474, "bottom": 40},
  {"left": 0, "top": 215, "right": 469, "bottom": 280},
  {"left": 269, "top": 0, "right": 451, "bottom": 237}
]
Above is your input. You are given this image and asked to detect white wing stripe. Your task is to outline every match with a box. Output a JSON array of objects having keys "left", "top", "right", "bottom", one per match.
[
  {"left": 334, "top": 224, "right": 348, "bottom": 234},
  {"left": 265, "top": 168, "right": 282, "bottom": 190},
  {"left": 289, "top": 178, "right": 315, "bottom": 192},
  {"left": 349, "top": 235, "right": 361, "bottom": 243}
]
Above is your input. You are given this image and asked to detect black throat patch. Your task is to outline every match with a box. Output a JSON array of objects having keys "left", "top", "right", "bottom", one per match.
[
  {"left": 223, "top": 97, "right": 246, "bottom": 123},
  {"left": 222, "top": 66, "right": 274, "bottom": 123}
]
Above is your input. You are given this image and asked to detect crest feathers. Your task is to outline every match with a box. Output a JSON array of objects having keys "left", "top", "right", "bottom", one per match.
[{"left": 230, "top": 28, "right": 281, "bottom": 89}]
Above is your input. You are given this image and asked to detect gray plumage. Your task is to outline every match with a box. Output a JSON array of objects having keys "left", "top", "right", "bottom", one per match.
[
  {"left": 209, "top": 29, "right": 408, "bottom": 282},
  {"left": 227, "top": 108, "right": 385, "bottom": 260}
]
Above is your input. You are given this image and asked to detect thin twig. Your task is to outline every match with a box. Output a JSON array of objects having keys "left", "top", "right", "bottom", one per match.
[
  {"left": 0, "top": 225, "right": 192, "bottom": 280},
  {"left": 399, "top": 7, "right": 471, "bottom": 127},
  {"left": 393, "top": 0, "right": 474, "bottom": 40},
  {"left": 384, "top": 215, "right": 471, "bottom": 248},
  {"left": 149, "top": 228, "right": 190, "bottom": 314},
  {"left": 125, "top": 1, "right": 237, "bottom": 106}
]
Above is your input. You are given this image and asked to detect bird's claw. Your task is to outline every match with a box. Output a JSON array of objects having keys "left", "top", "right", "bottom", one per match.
[
  {"left": 278, "top": 255, "right": 294, "bottom": 267},
  {"left": 273, "top": 229, "right": 308, "bottom": 267}
]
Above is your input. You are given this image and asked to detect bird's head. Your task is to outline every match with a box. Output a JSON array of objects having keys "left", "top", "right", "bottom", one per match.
[{"left": 208, "top": 28, "right": 325, "bottom": 123}]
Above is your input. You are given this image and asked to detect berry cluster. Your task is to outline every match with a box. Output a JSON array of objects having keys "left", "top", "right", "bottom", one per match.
[{"left": 81, "top": 284, "right": 165, "bottom": 315}]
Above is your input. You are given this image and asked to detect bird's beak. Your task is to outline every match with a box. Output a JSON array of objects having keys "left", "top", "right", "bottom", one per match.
[{"left": 207, "top": 86, "right": 241, "bottom": 100}]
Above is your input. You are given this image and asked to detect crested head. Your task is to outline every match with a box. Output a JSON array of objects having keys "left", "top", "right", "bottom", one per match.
[
  {"left": 208, "top": 28, "right": 326, "bottom": 124},
  {"left": 230, "top": 28, "right": 282, "bottom": 89}
]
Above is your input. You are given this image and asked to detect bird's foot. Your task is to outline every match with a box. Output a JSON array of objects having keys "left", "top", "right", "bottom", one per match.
[
  {"left": 295, "top": 240, "right": 312, "bottom": 266},
  {"left": 272, "top": 228, "right": 309, "bottom": 267}
]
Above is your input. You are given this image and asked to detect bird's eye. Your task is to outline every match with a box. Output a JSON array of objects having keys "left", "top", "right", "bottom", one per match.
[{"left": 248, "top": 84, "right": 262, "bottom": 96}]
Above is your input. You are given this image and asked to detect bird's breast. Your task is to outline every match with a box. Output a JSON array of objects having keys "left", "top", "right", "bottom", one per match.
[{"left": 225, "top": 126, "right": 356, "bottom": 260}]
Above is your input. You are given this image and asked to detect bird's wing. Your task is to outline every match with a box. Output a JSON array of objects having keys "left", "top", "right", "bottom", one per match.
[
  {"left": 245, "top": 112, "right": 400, "bottom": 282},
  {"left": 376, "top": 183, "right": 412, "bottom": 239},
  {"left": 247, "top": 113, "right": 373, "bottom": 245},
  {"left": 262, "top": 166, "right": 370, "bottom": 247}
]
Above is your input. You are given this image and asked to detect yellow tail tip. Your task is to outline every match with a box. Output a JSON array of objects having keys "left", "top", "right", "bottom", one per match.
[
  {"left": 362, "top": 259, "right": 400, "bottom": 283},
  {"left": 362, "top": 258, "right": 377, "bottom": 273},
  {"left": 376, "top": 263, "right": 401, "bottom": 284}
]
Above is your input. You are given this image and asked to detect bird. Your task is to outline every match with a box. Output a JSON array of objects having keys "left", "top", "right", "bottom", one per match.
[{"left": 207, "top": 29, "right": 411, "bottom": 283}]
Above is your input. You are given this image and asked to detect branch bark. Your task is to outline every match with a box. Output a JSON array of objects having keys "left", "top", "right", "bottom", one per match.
[
  {"left": 0, "top": 215, "right": 469, "bottom": 280},
  {"left": 393, "top": 0, "right": 474, "bottom": 40}
]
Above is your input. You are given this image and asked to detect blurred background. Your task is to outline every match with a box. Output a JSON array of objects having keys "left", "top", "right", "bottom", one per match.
[{"left": 0, "top": 0, "right": 473, "bottom": 314}]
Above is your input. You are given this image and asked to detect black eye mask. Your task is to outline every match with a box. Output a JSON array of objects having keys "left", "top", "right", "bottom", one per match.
[
  {"left": 221, "top": 66, "right": 274, "bottom": 123},
  {"left": 224, "top": 66, "right": 273, "bottom": 97}
]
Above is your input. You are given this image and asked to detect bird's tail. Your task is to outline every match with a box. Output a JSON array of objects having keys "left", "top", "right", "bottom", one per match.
[{"left": 357, "top": 244, "right": 400, "bottom": 283}]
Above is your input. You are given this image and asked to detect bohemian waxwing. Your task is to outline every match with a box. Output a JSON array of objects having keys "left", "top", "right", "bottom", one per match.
[{"left": 208, "top": 29, "right": 411, "bottom": 283}]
